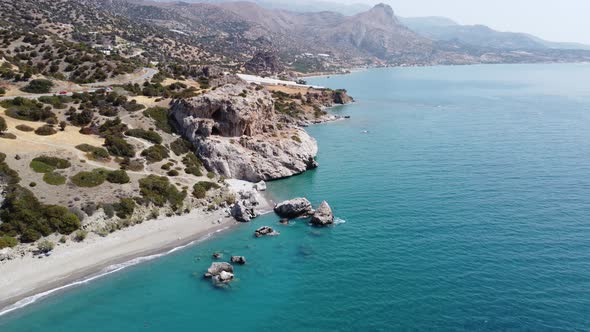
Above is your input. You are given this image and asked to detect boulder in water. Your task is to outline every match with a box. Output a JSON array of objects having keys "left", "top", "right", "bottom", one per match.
[
  {"left": 310, "top": 201, "right": 334, "bottom": 226},
  {"left": 204, "top": 262, "right": 234, "bottom": 278},
  {"left": 254, "top": 226, "right": 280, "bottom": 238},
  {"left": 231, "top": 256, "right": 247, "bottom": 265},
  {"left": 274, "top": 198, "right": 313, "bottom": 218}
]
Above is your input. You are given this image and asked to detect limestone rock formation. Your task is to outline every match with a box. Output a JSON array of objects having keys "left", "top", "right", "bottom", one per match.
[
  {"left": 310, "top": 201, "right": 334, "bottom": 226},
  {"left": 171, "top": 83, "right": 319, "bottom": 182},
  {"left": 212, "top": 271, "right": 234, "bottom": 285},
  {"left": 274, "top": 198, "right": 313, "bottom": 218},
  {"left": 254, "top": 226, "right": 280, "bottom": 237}
]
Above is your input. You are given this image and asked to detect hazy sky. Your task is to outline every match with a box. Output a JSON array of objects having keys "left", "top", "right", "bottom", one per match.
[{"left": 338, "top": 0, "right": 590, "bottom": 44}]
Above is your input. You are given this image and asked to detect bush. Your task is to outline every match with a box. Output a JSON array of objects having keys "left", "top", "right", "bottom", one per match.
[
  {"left": 105, "top": 135, "right": 135, "bottom": 157},
  {"left": 119, "top": 158, "right": 144, "bottom": 171},
  {"left": 106, "top": 170, "right": 130, "bottom": 184},
  {"left": 43, "top": 172, "right": 66, "bottom": 185},
  {"left": 30, "top": 156, "right": 71, "bottom": 173},
  {"left": 0, "top": 236, "right": 18, "bottom": 249},
  {"left": 113, "top": 198, "right": 136, "bottom": 219},
  {"left": 34, "top": 125, "right": 57, "bottom": 136},
  {"left": 139, "top": 175, "right": 186, "bottom": 209},
  {"left": 73, "top": 230, "right": 87, "bottom": 242},
  {"left": 141, "top": 145, "right": 169, "bottom": 163},
  {"left": 21, "top": 79, "right": 54, "bottom": 93},
  {"left": 291, "top": 135, "right": 302, "bottom": 143},
  {"left": 167, "top": 169, "right": 179, "bottom": 177},
  {"left": 207, "top": 172, "right": 215, "bottom": 179},
  {"left": 125, "top": 129, "right": 162, "bottom": 144},
  {"left": 0, "top": 185, "right": 80, "bottom": 242},
  {"left": 143, "top": 107, "right": 174, "bottom": 133},
  {"left": 170, "top": 138, "right": 192, "bottom": 156},
  {"left": 0, "top": 116, "right": 6, "bottom": 133},
  {"left": 37, "top": 240, "right": 55, "bottom": 254},
  {"left": 16, "top": 124, "right": 34, "bottom": 132},
  {"left": 29, "top": 182, "right": 37, "bottom": 187},
  {"left": 0, "top": 157, "right": 20, "bottom": 184},
  {"left": 1, "top": 97, "right": 55, "bottom": 122},
  {"left": 75, "top": 144, "right": 110, "bottom": 161},
  {"left": 0, "top": 87, "right": 5, "bottom": 96},
  {"left": 182, "top": 153, "right": 203, "bottom": 176},
  {"left": 192, "top": 181, "right": 221, "bottom": 199},
  {"left": 71, "top": 169, "right": 106, "bottom": 187}
]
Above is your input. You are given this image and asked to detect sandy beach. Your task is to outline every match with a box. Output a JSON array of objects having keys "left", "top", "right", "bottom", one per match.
[{"left": 0, "top": 180, "right": 274, "bottom": 314}]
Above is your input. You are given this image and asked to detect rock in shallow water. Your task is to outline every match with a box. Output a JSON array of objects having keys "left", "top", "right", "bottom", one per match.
[
  {"left": 231, "top": 256, "right": 247, "bottom": 265},
  {"left": 274, "top": 198, "right": 313, "bottom": 218},
  {"left": 310, "top": 201, "right": 334, "bottom": 226},
  {"left": 204, "top": 262, "right": 234, "bottom": 279},
  {"left": 254, "top": 226, "right": 280, "bottom": 237},
  {"left": 212, "top": 271, "right": 234, "bottom": 285},
  {"left": 231, "top": 201, "right": 257, "bottom": 222}
]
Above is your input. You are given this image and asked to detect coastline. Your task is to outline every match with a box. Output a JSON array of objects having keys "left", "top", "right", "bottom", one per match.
[{"left": 0, "top": 182, "right": 275, "bottom": 316}]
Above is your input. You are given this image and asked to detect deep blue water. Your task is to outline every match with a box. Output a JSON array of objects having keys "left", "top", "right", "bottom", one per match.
[{"left": 2, "top": 64, "right": 590, "bottom": 331}]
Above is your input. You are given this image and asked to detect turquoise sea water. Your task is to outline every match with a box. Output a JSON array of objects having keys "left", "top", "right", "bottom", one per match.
[{"left": 2, "top": 64, "right": 590, "bottom": 331}]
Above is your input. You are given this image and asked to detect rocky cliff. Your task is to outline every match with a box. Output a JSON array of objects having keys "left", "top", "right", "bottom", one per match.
[{"left": 170, "top": 83, "right": 319, "bottom": 182}]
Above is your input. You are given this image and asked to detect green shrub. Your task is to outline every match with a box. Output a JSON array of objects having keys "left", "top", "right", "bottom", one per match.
[
  {"left": 43, "top": 172, "right": 66, "bottom": 185},
  {"left": 139, "top": 175, "right": 186, "bottom": 209},
  {"left": 170, "top": 138, "right": 192, "bottom": 156},
  {"left": 291, "top": 135, "right": 302, "bottom": 143},
  {"left": 0, "top": 185, "right": 80, "bottom": 242},
  {"left": 29, "top": 182, "right": 37, "bottom": 187},
  {"left": 105, "top": 135, "right": 135, "bottom": 158},
  {"left": 39, "top": 96, "right": 72, "bottom": 109},
  {"left": 71, "top": 169, "right": 106, "bottom": 187},
  {"left": 106, "top": 170, "right": 130, "bottom": 184},
  {"left": 75, "top": 144, "right": 110, "bottom": 161},
  {"left": 143, "top": 107, "right": 174, "bottom": 133},
  {"left": 37, "top": 240, "right": 55, "bottom": 253},
  {"left": 0, "top": 157, "right": 20, "bottom": 184},
  {"left": 0, "top": 236, "right": 17, "bottom": 249},
  {"left": 125, "top": 129, "right": 162, "bottom": 144},
  {"left": 207, "top": 172, "right": 215, "bottom": 179},
  {"left": 182, "top": 153, "right": 203, "bottom": 176},
  {"left": 119, "top": 158, "right": 144, "bottom": 171},
  {"left": 1, "top": 97, "right": 55, "bottom": 122},
  {"left": 113, "top": 198, "right": 136, "bottom": 219},
  {"left": 192, "top": 181, "right": 221, "bottom": 199},
  {"left": 73, "top": 230, "right": 87, "bottom": 242},
  {"left": 0, "top": 87, "right": 5, "bottom": 96},
  {"left": 0, "top": 116, "right": 6, "bottom": 133},
  {"left": 141, "top": 145, "right": 169, "bottom": 163},
  {"left": 21, "top": 79, "right": 54, "bottom": 93},
  {"left": 30, "top": 156, "right": 71, "bottom": 173},
  {"left": 34, "top": 125, "right": 57, "bottom": 136},
  {"left": 167, "top": 169, "right": 179, "bottom": 177},
  {"left": 15, "top": 124, "right": 34, "bottom": 132}
]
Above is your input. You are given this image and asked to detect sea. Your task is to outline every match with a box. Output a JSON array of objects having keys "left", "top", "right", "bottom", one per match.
[{"left": 1, "top": 63, "right": 590, "bottom": 331}]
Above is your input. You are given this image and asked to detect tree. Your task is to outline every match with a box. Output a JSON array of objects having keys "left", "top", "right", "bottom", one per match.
[
  {"left": 59, "top": 121, "right": 67, "bottom": 131},
  {"left": 0, "top": 116, "right": 6, "bottom": 133}
]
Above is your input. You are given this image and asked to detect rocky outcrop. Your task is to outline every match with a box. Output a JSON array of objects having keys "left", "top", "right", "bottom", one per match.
[
  {"left": 171, "top": 83, "right": 319, "bottom": 182},
  {"left": 0, "top": 248, "right": 14, "bottom": 261},
  {"left": 305, "top": 89, "right": 353, "bottom": 107},
  {"left": 244, "top": 51, "right": 283, "bottom": 76},
  {"left": 231, "top": 201, "right": 257, "bottom": 222},
  {"left": 254, "top": 226, "right": 280, "bottom": 237},
  {"left": 310, "top": 201, "right": 334, "bottom": 226},
  {"left": 274, "top": 198, "right": 313, "bottom": 218},
  {"left": 204, "top": 262, "right": 234, "bottom": 278},
  {"left": 231, "top": 256, "right": 247, "bottom": 265}
]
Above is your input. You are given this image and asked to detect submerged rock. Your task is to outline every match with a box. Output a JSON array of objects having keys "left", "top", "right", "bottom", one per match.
[
  {"left": 310, "top": 201, "right": 334, "bottom": 226},
  {"left": 254, "top": 226, "right": 280, "bottom": 238},
  {"left": 212, "top": 252, "right": 222, "bottom": 259},
  {"left": 274, "top": 198, "right": 313, "bottom": 218},
  {"left": 279, "top": 218, "right": 289, "bottom": 225},
  {"left": 231, "top": 256, "right": 247, "bottom": 265},
  {"left": 204, "top": 262, "right": 234, "bottom": 279}
]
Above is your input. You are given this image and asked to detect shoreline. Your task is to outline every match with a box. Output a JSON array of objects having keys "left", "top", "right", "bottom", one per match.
[{"left": 0, "top": 182, "right": 275, "bottom": 316}]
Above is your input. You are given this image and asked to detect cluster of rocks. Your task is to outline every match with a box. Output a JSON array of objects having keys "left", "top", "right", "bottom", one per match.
[
  {"left": 204, "top": 262, "right": 235, "bottom": 286},
  {"left": 229, "top": 182, "right": 264, "bottom": 222},
  {"left": 274, "top": 198, "right": 334, "bottom": 226}
]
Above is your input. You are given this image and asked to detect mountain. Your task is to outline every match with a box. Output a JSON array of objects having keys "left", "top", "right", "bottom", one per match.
[{"left": 401, "top": 16, "right": 590, "bottom": 51}]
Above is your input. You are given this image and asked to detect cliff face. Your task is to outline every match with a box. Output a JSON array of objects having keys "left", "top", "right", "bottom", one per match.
[{"left": 170, "top": 83, "right": 319, "bottom": 182}]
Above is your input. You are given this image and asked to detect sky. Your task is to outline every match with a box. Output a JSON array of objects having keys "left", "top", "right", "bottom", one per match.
[{"left": 336, "top": 0, "right": 590, "bottom": 44}]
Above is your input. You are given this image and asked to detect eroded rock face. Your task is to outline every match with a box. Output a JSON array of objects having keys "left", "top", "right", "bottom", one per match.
[
  {"left": 274, "top": 198, "right": 313, "bottom": 218},
  {"left": 310, "top": 201, "right": 334, "bottom": 226},
  {"left": 171, "top": 83, "right": 319, "bottom": 182}
]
